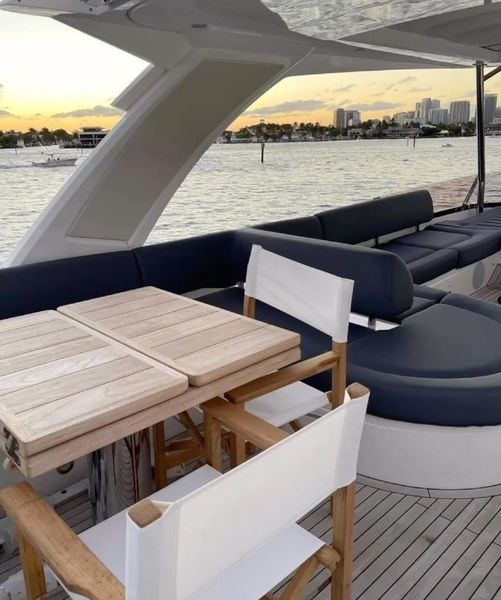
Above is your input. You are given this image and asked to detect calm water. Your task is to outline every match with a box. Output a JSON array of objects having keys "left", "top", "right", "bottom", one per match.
[{"left": 1, "top": 137, "right": 500, "bottom": 265}]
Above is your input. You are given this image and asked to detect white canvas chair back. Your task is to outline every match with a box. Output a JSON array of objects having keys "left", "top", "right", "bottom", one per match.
[
  {"left": 125, "top": 391, "right": 368, "bottom": 600},
  {"left": 245, "top": 245, "right": 354, "bottom": 342}
]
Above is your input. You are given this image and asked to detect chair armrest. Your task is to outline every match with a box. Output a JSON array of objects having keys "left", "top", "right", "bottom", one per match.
[
  {"left": 0, "top": 483, "right": 124, "bottom": 600},
  {"left": 226, "top": 351, "right": 338, "bottom": 404},
  {"left": 204, "top": 398, "right": 288, "bottom": 450}
]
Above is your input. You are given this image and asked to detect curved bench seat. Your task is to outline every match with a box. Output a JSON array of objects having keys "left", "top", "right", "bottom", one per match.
[
  {"left": 349, "top": 298, "right": 501, "bottom": 426},
  {"left": 202, "top": 287, "right": 501, "bottom": 429}
]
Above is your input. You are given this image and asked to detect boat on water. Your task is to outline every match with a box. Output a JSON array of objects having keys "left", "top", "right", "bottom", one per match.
[
  {"left": 32, "top": 155, "right": 78, "bottom": 168},
  {"left": 2, "top": 1, "right": 501, "bottom": 599}
]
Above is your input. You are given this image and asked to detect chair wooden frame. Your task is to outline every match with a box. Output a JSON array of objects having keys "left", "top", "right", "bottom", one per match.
[
  {"left": 0, "top": 383, "right": 366, "bottom": 600},
  {"left": 225, "top": 293, "right": 347, "bottom": 467},
  {"left": 204, "top": 382, "right": 368, "bottom": 600}
]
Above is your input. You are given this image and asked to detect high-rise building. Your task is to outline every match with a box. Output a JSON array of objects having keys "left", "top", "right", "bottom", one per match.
[
  {"left": 418, "top": 98, "right": 440, "bottom": 122},
  {"left": 334, "top": 108, "right": 345, "bottom": 129},
  {"left": 415, "top": 102, "right": 421, "bottom": 118},
  {"left": 449, "top": 100, "right": 470, "bottom": 124},
  {"left": 344, "top": 110, "right": 361, "bottom": 127},
  {"left": 484, "top": 94, "right": 498, "bottom": 125},
  {"left": 393, "top": 111, "right": 415, "bottom": 124},
  {"left": 428, "top": 108, "right": 449, "bottom": 125}
]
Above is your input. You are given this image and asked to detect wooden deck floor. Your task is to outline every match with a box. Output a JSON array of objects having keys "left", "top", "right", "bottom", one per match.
[{"left": 2, "top": 481, "right": 501, "bottom": 600}]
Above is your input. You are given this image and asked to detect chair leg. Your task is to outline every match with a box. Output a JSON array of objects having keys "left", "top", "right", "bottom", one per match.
[
  {"left": 331, "top": 342, "right": 347, "bottom": 409},
  {"left": 204, "top": 409, "right": 223, "bottom": 472},
  {"left": 18, "top": 532, "right": 47, "bottom": 600},
  {"left": 279, "top": 555, "right": 320, "bottom": 600},
  {"left": 153, "top": 422, "right": 168, "bottom": 490},
  {"left": 178, "top": 411, "right": 205, "bottom": 451},
  {"left": 229, "top": 404, "right": 247, "bottom": 467},
  {"left": 331, "top": 483, "right": 356, "bottom": 600}
]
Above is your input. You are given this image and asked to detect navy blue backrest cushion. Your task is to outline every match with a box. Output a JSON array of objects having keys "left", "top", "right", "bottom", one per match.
[
  {"left": 134, "top": 230, "right": 237, "bottom": 294},
  {"left": 232, "top": 229, "right": 413, "bottom": 320},
  {"left": 253, "top": 215, "right": 323, "bottom": 239},
  {"left": 0, "top": 251, "right": 142, "bottom": 320},
  {"left": 315, "top": 190, "right": 434, "bottom": 244}
]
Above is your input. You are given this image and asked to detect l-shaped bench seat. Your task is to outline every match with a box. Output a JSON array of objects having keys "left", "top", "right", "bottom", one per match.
[
  {"left": 254, "top": 190, "right": 501, "bottom": 283},
  {"left": 2, "top": 227, "right": 501, "bottom": 430}
]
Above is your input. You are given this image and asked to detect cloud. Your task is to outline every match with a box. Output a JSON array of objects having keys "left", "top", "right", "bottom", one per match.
[
  {"left": 51, "top": 104, "right": 123, "bottom": 118},
  {"left": 346, "top": 100, "right": 402, "bottom": 111},
  {"left": 397, "top": 76, "right": 417, "bottom": 84},
  {"left": 244, "top": 99, "right": 328, "bottom": 116},
  {"left": 0, "top": 109, "right": 12, "bottom": 117},
  {"left": 408, "top": 86, "right": 433, "bottom": 93},
  {"left": 338, "top": 98, "right": 352, "bottom": 106}
]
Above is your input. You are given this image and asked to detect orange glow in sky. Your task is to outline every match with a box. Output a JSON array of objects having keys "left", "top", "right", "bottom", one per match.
[{"left": 1, "top": 10, "right": 501, "bottom": 134}]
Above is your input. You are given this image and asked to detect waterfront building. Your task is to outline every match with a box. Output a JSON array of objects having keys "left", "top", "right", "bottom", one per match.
[
  {"left": 393, "top": 111, "right": 415, "bottom": 124},
  {"left": 344, "top": 110, "right": 361, "bottom": 127},
  {"left": 429, "top": 108, "right": 449, "bottom": 125},
  {"left": 77, "top": 127, "right": 109, "bottom": 148},
  {"left": 334, "top": 108, "right": 345, "bottom": 129},
  {"left": 449, "top": 100, "right": 471, "bottom": 124},
  {"left": 484, "top": 94, "right": 498, "bottom": 125},
  {"left": 418, "top": 98, "right": 440, "bottom": 122},
  {"left": 382, "top": 115, "right": 391, "bottom": 122}
]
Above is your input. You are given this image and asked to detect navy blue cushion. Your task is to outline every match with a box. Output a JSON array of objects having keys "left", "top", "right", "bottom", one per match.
[
  {"left": 0, "top": 251, "right": 142, "bottom": 320},
  {"left": 348, "top": 303, "right": 501, "bottom": 426},
  {"left": 393, "top": 284, "right": 449, "bottom": 322},
  {"left": 393, "top": 296, "right": 435, "bottom": 323},
  {"left": 134, "top": 231, "right": 237, "bottom": 295},
  {"left": 428, "top": 224, "right": 501, "bottom": 266},
  {"left": 413, "top": 284, "right": 448, "bottom": 302},
  {"left": 405, "top": 249, "right": 458, "bottom": 284},
  {"left": 448, "top": 207, "right": 501, "bottom": 230},
  {"left": 315, "top": 190, "right": 433, "bottom": 244},
  {"left": 377, "top": 242, "right": 434, "bottom": 263},
  {"left": 253, "top": 216, "right": 323, "bottom": 239},
  {"left": 231, "top": 228, "right": 414, "bottom": 320},
  {"left": 395, "top": 229, "right": 468, "bottom": 250},
  {"left": 441, "top": 293, "right": 501, "bottom": 323}
]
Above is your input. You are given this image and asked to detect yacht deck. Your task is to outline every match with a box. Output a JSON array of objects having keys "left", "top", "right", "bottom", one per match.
[{"left": 2, "top": 480, "right": 501, "bottom": 599}]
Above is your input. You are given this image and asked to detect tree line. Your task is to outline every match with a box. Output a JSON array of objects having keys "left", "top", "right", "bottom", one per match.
[
  {"left": 227, "top": 119, "right": 476, "bottom": 141},
  {"left": 0, "top": 127, "right": 76, "bottom": 148}
]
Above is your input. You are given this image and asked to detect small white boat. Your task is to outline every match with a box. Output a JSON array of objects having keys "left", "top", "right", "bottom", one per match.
[{"left": 32, "top": 155, "right": 77, "bottom": 168}]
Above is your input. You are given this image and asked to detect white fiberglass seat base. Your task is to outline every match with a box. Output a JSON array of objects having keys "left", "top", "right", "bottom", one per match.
[
  {"left": 246, "top": 381, "right": 328, "bottom": 426},
  {"left": 66, "top": 465, "right": 323, "bottom": 600}
]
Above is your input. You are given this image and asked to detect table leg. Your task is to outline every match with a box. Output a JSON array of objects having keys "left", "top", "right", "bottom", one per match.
[{"left": 88, "top": 428, "right": 153, "bottom": 523}]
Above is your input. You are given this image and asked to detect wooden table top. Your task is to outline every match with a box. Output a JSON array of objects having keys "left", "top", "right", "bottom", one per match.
[
  {"left": 59, "top": 287, "right": 300, "bottom": 387},
  {"left": 0, "top": 311, "right": 188, "bottom": 463}
]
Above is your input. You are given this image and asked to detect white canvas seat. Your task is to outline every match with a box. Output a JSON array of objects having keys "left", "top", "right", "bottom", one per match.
[
  {"left": 247, "top": 381, "right": 328, "bottom": 426},
  {"left": 0, "top": 386, "right": 369, "bottom": 600},
  {"left": 226, "top": 245, "right": 354, "bottom": 463}
]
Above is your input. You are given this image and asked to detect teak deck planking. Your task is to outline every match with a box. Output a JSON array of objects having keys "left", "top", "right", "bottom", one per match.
[
  {"left": 59, "top": 286, "right": 300, "bottom": 386},
  {"left": 0, "top": 311, "right": 188, "bottom": 465}
]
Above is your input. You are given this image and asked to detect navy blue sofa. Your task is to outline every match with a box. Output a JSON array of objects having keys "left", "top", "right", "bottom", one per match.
[
  {"left": 2, "top": 226, "right": 501, "bottom": 428},
  {"left": 254, "top": 190, "right": 501, "bottom": 283}
]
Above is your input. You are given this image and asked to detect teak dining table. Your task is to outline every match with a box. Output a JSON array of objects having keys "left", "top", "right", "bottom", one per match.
[{"left": 0, "top": 287, "right": 300, "bottom": 519}]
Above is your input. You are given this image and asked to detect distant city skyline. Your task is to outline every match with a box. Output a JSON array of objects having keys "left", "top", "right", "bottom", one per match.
[
  {"left": 4, "top": 11, "right": 501, "bottom": 133},
  {"left": 331, "top": 94, "right": 501, "bottom": 128}
]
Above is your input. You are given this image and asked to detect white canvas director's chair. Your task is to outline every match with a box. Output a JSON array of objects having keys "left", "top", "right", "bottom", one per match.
[
  {"left": 0, "top": 384, "right": 369, "bottom": 600},
  {"left": 226, "top": 245, "right": 355, "bottom": 466}
]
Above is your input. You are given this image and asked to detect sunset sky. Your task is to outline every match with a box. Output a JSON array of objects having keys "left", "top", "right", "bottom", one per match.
[{"left": 3, "top": 11, "right": 501, "bottom": 133}]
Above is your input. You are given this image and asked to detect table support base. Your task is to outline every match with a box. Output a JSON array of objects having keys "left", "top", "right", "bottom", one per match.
[{"left": 88, "top": 429, "right": 153, "bottom": 523}]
